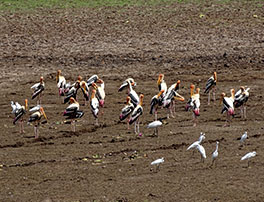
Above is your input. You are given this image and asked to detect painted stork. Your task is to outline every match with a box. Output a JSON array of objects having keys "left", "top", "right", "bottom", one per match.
[
  {"left": 11, "top": 99, "right": 28, "bottom": 134},
  {"left": 120, "top": 96, "right": 134, "bottom": 130},
  {"left": 186, "top": 85, "right": 200, "bottom": 127},
  {"left": 220, "top": 89, "right": 235, "bottom": 127},
  {"left": 150, "top": 90, "right": 164, "bottom": 121},
  {"left": 27, "top": 107, "right": 47, "bottom": 139},
  {"left": 163, "top": 80, "right": 184, "bottom": 118},
  {"left": 118, "top": 78, "right": 136, "bottom": 93},
  {"left": 129, "top": 94, "right": 144, "bottom": 134},
  {"left": 234, "top": 86, "right": 250, "bottom": 119},
  {"left": 90, "top": 89, "right": 100, "bottom": 126},
  {"left": 63, "top": 97, "right": 84, "bottom": 132},
  {"left": 204, "top": 72, "right": 217, "bottom": 105},
  {"left": 157, "top": 74, "right": 167, "bottom": 97},
  {"left": 31, "top": 76, "right": 45, "bottom": 105}
]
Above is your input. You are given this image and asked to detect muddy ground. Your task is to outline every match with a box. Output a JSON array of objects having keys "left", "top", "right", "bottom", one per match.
[{"left": 0, "top": 1, "right": 264, "bottom": 201}]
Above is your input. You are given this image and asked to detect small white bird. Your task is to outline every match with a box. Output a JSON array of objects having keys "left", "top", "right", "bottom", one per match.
[
  {"left": 147, "top": 120, "right": 163, "bottom": 136},
  {"left": 211, "top": 141, "right": 219, "bottom": 167},
  {"left": 187, "top": 132, "right": 206, "bottom": 151},
  {"left": 241, "top": 151, "right": 257, "bottom": 167},
  {"left": 197, "top": 144, "right": 206, "bottom": 163},
  {"left": 151, "top": 157, "right": 164, "bottom": 172},
  {"left": 240, "top": 131, "right": 248, "bottom": 145}
]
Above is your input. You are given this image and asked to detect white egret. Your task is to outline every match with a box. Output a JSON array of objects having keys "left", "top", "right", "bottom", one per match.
[
  {"left": 151, "top": 157, "right": 164, "bottom": 172},
  {"left": 211, "top": 141, "right": 219, "bottom": 167},
  {"left": 241, "top": 151, "right": 256, "bottom": 167}
]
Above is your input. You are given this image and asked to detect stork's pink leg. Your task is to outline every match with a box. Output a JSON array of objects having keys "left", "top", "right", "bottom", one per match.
[{"left": 208, "top": 91, "right": 211, "bottom": 105}]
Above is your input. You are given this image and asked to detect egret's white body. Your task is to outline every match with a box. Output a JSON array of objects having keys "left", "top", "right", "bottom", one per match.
[
  {"left": 211, "top": 141, "right": 219, "bottom": 167},
  {"left": 187, "top": 133, "right": 205, "bottom": 151},
  {"left": 197, "top": 144, "right": 206, "bottom": 162},
  {"left": 151, "top": 157, "right": 164, "bottom": 165},
  {"left": 241, "top": 151, "right": 256, "bottom": 161},
  {"left": 147, "top": 120, "right": 162, "bottom": 136},
  {"left": 240, "top": 131, "right": 248, "bottom": 144},
  {"left": 147, "top": 120, "right": 162, "bottom": 129}
]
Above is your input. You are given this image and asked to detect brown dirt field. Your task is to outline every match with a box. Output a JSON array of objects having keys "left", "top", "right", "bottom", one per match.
[{"left": 0, "top": 1, "right": 264, "bottom": 201}]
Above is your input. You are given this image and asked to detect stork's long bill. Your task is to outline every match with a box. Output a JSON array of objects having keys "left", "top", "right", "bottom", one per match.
[
  {"left": 56, "top": 70, "right": 61, "bottom": 83},
  {"left": 25, "top": 99, "right": 28, "bottom": 111},
  {"left": 213, "top": 72, "right": 217, "bottom": 82},
  {"left": 40, "top": 107, "right": 47, "bottom": 120},
  {"left": 139, "top": 94, "right": 144, "bottom": 106},
  {"left": 190, "top": 84, "right": 195, "bottom": 96},
  {"left": 157, "top": 90, "right": 165, "bottom": 98},
  {"left": 157, "top": 74, "right": 164, "bottom": 85}
]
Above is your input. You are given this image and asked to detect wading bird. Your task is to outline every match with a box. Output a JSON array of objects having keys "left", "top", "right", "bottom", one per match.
[
  {"left": 27, "top": 107, "right": 47, "bottom": 139},
  {"left": 63, "top": 97, "right": 83, "bottom": 132},
  {"left": 31, "top": 76, "right": 45, "bottom": 105},
  {"left": 204, "top": 72, "right": 217, "bottom": 105},
  {"left": 11, "top": 99, "right": 28, "bottom": 134},
  {"left": 147, "top": 119, "right": 163, "bottom": 136},
  {"left": 129, "top": 94, "right": 144, "bottom": 135},
  {"left": 150, "top": 90, "right": 164, "bottom": 121},
  {"left": 93, "top": 79, "right": 105, "bottom": 108},
  {"left": 118, "top": 78, "right": 136, "bottom": 92},
  {"left": 90, "top": 89, "right": 100, "bottom": 126},
  {"left": 187, "top": 132, "right": 206, "bottom": 152},
  {"left": 80, "top": 81, "right": 89, "bottom": 106},
  {"left": 186, "top": 85, "right": 200, "bottom": 127},
  {"left": 240, "top": 131, "right": 248, "bottom": 145},
  {"left": 163, "top": 80, "right": 184, "bottom": 119},
  {"left": 157, "top": 74, "right": 167, "bottom": 96},
  {"left": 151, "top": 157, "right": 164, "bottom": 172},
  {"left": 64, "top": 79, "right": 80, "bottom": 104},
  {"left": 197, "top": 144, "right": 206, "bottom": 163},
  {"left": 234, "top": 86, "right": 250, "bottom": 119},
  {"left": 211, "top": 141, "right": 219, "bottom": 167},
  {"left": 127, "top": 81, "right": 139, "bottom": 107},
  {"left": 87, "top": 74, "right": 99, "bottom": 87},
  {"left": 220, "top": 89, "right": 235, "bottom": 127},
  {"left": 120, "top": 96, "right": 134, "bottom": 130},
  {"left": 241, "top": 151, "right": 256, "bottom": 167}
]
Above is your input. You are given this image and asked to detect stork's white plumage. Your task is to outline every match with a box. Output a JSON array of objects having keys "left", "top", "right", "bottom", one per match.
[
  {"left": 11, "top": 99, "right": 28, "bottom": 134},
  {"left": 128, "top": 81, "right": 139, "bottom": 107},
  {"left": 31, "top": 76, "right": 45, "bottom": 105},
  {"left": 120, "top": 96, "right": 134, "bottom": 130},
  {"left": 234, "top": 86, "right": 250, "bottom": 119},
  {"left": 157, "top": 74, "right": 167, "bottom": 96},
  {"left": 204, "top": 72, "right": 217, "bottom": 105},
  {"left": 90, "top": 89, "right": 100, "bottom": 126},
  {"left": 150, "top": 90, "right": 164, "bottom": 121},
  {"left": 129, "top": 94, "right": 144, "bottom": 134},
  {"left": 221, "top": 89, "right": 235, "bottom": 127}
]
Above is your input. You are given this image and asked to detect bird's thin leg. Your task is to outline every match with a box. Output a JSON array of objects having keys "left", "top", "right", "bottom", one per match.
[
  {"left": 73, "top": 119, "right": 76, "bottom": 132},
  {"left": 127, "top": 117, "right": 130, "bottom": 130},
  {"left": 156, "top": 127, "right": 158, "bottom": 137},
  {"left": 167, "top": 108, "right": 170, "bottom": 119},
  {"left": 21, "top": 119, "right": 25, "bottom": 134},
  {"left": 137, "top": 119, "right": 140, "bottom": 134},
  {"left": 193, "top": 113, "right": 197, "bottom": 127},
  {"left": 170, "top": 104, "right": 175, "bottom": 118},
  {"left": 213, "top": 87, "right": 216, "bottom": 103},
  {"left": 95, "top": 118, "right": 99, "bottom": 126},
  {"left": 248, "top": 160, "right": 250, "bottom": 168},
  {"left": 208, "top": 91, "right": 211, "bottom": 105},
  {"left": 244, "top": 105, "right": 247, "bottom": 119},
  {"left": 155, "top": 111, "right": 157, "bottom": 121},
  {"left": 134, "top": 122, "right": 137, "bottom": 134},
  {"left": 173, "top": 101, "right": 176, "bottom": 116}
]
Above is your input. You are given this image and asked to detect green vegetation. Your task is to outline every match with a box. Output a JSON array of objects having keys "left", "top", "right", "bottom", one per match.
[{"left": 0, "top": 0, "right": 263, "bottom": 12}]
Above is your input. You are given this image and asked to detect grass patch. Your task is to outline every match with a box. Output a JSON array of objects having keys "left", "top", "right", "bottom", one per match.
[{"left": 0, "top": 0, "right": 263, "bottom": 12}]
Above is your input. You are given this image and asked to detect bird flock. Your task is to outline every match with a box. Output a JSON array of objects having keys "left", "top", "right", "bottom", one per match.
[{"left": 10, "top": 71, "right": 256, "bottom": 168}]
